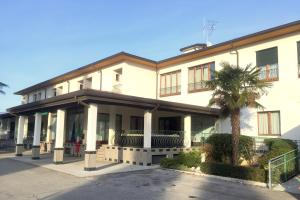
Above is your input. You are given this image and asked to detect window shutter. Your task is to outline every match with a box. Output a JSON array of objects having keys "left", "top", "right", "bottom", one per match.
[
  {"left": 256, "top": 47, "right": 278, "bottom": 66},
  {"left": 210, "top": 62, "right": 215, "bottom": 80}
]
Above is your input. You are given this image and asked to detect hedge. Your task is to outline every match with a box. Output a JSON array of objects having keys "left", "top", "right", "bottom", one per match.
[
  {"left": 160, "top": 151, "right": 202, "bottom": 168},
  {"left": 206, "top": 134, "right": 254, "bottom": 163},
  {"left": 200, "top": 162, "right": 267, "bottom": 182}
]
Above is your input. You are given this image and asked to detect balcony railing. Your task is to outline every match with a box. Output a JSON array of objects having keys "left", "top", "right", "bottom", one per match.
[
  {"left": 188, "top": 81, "right": 209, "bottom": 92},
  {"left": 259, "top": 64, "right": 279, "bottom": 81},
  {"left": 114, "top": 130, "right": 184, "bottom": 148},
  {"left": 160, "top": 86, "right": 181, "bottom": 96}
]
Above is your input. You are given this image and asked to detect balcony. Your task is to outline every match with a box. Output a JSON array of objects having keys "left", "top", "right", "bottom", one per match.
[
  {"left": 259, "top": 64, "right": 279, "bottom": 81},
  {"left": 188, "top": 81, "right": 209, "bottom": 92}
]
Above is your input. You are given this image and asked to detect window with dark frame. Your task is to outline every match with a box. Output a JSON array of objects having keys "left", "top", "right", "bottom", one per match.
[
  {"left": 188, "top": 62, "right": 215, "bottom": 92},
  {"left": 297, "top": 41, "right": 300, "bottom": 77},
  {"left": 160, "top": 70, "right": 181, "bottom": 97},
  {"left": 130, "top": 116, "right": 144, "bottom": 130},
  {"left": 256, "top": 47, "right": 279, "bottom": 81},
  {"left": 257, "top": 111, "right": 280, "bottom": 135}
]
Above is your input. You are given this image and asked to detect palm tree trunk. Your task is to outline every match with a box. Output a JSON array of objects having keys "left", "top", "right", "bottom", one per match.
[{"left": 231, "top": 109, "right": 240, "bottom": 165}]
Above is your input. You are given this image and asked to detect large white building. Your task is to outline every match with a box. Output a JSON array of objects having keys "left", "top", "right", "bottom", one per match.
[{"left": 1, "top": 20, "right": 300, "bottom": 170}]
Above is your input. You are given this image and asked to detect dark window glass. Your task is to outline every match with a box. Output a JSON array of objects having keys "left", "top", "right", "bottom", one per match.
[
  {"left": 256, "top": 47, "right": 278, "bottom": 66},
  {"left": 130, "top": 116, "right": 144, "bottom": 130}
]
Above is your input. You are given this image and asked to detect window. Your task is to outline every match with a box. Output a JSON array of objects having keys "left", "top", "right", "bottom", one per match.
[
  {"left": 53, "top": 88, "right": 57, "bottom": 97},
  {"left": 33, "top": 94, "right": 37, "bottom": 102},
  {"left": 130, "top": 116, "right": 144, "bottom": 130},
  {"left": 38, "top": 92, "right": 42, "bottom": 100},
  {"left": 188, "top": 62, "right": 215, "bottom": 92},
  {"left": 116, "top": 74, "right": 120, "bottom": 82},
  {"left": 78, "top": 80, "right": 84, "bottom": 90},
  {"left": 256, "top": 47, "right": 279, "bottom": 81},
  {"left": 160, "top": 70, "right": 181, "bottom": 96},
  {"left": 158, "top": 117, "right": 181, "bottom": 133},
  {"left": 258, "top": 111, "right": 280, "bottom": 135},
  {"left": 297, "top": 41, "right": 300, "bottom": 77}
]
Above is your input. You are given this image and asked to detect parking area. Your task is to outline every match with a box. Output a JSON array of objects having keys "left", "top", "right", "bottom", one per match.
[{"left": 0, "top": 155, "right": 300, "bottom": 200}]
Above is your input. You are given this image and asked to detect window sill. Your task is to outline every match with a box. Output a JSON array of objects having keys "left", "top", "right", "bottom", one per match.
[
  {"left": 160, "top": 92, "right": 181, "bottom": 97},
  {"left": 260, "top": 78, "right": 279, "bottom": 82},
  {"left": 188, "top": 88, "right": 212, "bottom": 93},
  {"left": 258, "top": 134, "right": 281, "bottom": 136}
]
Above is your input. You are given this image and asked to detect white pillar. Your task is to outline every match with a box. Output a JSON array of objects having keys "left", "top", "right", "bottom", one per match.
[
  {"left": 143, "top": 110, "right": 152, "bottom": 148},
  {"left": 108, "top": 108, "right": 116, "bottom": 146},
  {"left": 32, "top": 113, "right": 42, "bottom": 159},
  {"left": 86, "top": 103, "right": 98, "bottom": 151},
  {"left": 33, "top": 113, "right": 42, "bottom": 146},
  {"left": 184, "top": 115, "right": 192, "bottom": 148},
  {"left": 55, "top": 109, "right": 66, "bottom": 149},
  {"left": 16, "top": 116, "right": 26, "bottom": 156},
  {"left": 46, "top": 113, "right": 52, "bottom": 143},
  {"left": 85, "top": 103, "right": 98, "bottom": 171},
  {"left": 23, "top": 116, "right": 28, "bottom": 138},
  {"left": 17, "top": 116, "right": 25, "bottom": 144},
  {"left": 53, "top": 109, "right": 66, "bottom": 164}
]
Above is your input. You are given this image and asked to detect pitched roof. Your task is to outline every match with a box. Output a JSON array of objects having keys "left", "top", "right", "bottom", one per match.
[{"left": 15, "top": 20, "right": 300, "bottom": 95}]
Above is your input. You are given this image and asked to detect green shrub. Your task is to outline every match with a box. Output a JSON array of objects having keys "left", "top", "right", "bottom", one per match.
[
  {"left": 258, "top": 138, "right": 298, "bottom": 167},
  {"left": 200, "top": 162, "right": 267, "bottom": 182},
  {"left": 160, "top": 151, "right": 202, "bottom": 169},
  {"left": 206, "top": 134, "right": 254, "bottom": 163}
]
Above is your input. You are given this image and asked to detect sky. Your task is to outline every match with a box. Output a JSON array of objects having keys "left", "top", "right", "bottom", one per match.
[{"left": 0, "top": 0, "right": 299, "bottom": 112}]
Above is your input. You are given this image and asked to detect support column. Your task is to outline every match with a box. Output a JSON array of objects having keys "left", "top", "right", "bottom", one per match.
[
  {"left": 32, "top": 113, "right": 42, "bottom": 159},
  {"left": 184, "top": 115, "right": 191, "bottom": 148},
  {"left": 53, "top": 109, "right": 66, "bottom": 164},
  {"left": 84, "top": 103, "right": 98, "bottom": 171},
  {"left": 46, "top": 113, "right": 53, "bottom": 152},
  {"left": 143, "top": 110, "right": 152, "bottom": 149},
  {"left": 108, "top": 108, "right": 116, "bottom": 146},
  {"left": 15, "top": 116, "right": 26, "bottom": 156}
]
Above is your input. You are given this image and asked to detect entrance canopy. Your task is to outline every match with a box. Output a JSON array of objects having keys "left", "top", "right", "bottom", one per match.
[{"left": 7, "top": 89, "right": 220, "bottom": 116}]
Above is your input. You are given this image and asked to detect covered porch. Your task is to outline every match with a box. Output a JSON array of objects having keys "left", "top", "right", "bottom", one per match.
[{"left": 8, "top": 89, "right": 219, "bottom": 171}]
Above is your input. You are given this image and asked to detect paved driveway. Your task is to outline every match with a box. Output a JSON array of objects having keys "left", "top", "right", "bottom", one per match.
[{"left": 0, "top": 157, "right": 299, "bottom": 200}]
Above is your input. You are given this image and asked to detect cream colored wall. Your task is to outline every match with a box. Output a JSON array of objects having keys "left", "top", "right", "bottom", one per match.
[
  {"left": 25, "top": 61, "right": 157, "bottom": 103},
  {"left": 158, "top": 32, "right": 300, "bottom": 139}
]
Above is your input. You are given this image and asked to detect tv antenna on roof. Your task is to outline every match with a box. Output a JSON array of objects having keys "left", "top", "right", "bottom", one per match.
[{"left": 202, "top": 18, "right": 218, "bottom": 46}]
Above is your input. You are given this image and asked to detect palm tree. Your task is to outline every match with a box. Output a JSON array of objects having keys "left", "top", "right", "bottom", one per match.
[
  {"left": 206, "top": 62, "right": 271, "bottom": 165},
  {"left": 0, "top": 82, "right": 8, "bottom": 94}
]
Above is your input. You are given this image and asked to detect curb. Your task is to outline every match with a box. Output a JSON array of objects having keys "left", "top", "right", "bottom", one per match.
[{"left": 162, "top": 168, "right": 268, "bottom": 188}]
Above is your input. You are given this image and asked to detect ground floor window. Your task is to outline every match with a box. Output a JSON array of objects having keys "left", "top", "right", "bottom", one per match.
[
  {"left": 191, "top": 115, "right": 216, "bottom": 144},
  {"left": 66, "top": 110, "right": 84, "bottom": 142},
  {"left": 130, "top": 116, "right": 144, "bottom": 131},
  {"left": 97, "top": 113, "right": 109, "bottom": 142},
  {"left": 115, "top": 114, "right": 122, "bottom": 133},
  {"left": 258, "top": 111, "right": 280, "bottom": 135},
  {"left": 158, "top": 117, "right": 181, "bottom": 133}
]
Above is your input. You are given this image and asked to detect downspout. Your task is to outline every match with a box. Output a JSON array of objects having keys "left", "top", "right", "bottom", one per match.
[
  {"left": 150, "top": 104, "right": 160, "bottom": 112},
  {"left": 155, "top": 64, "right": 158, "bottom": 100},
  {"left": 230, "top": 46, "right": 239, "bottom": 67},
  {"left": 74, "top": 96, "right": 90, "bottom": 108},
  {"left": 99, "top": 69, "right": 102, "bottom": 91}
]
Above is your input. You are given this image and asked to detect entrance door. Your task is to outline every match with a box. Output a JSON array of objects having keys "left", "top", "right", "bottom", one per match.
[{"left": 97, "top": 113, "right": 109, "bottom": 144}]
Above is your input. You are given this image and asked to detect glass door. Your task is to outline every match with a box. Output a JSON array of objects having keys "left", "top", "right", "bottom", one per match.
[{"left": 97, "top": 113, "right": 109, "bottom": 144}]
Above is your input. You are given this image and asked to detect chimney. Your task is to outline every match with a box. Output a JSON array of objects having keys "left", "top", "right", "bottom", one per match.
[{"left": 180, "top": 43, "right": 207, "bottom": 54}]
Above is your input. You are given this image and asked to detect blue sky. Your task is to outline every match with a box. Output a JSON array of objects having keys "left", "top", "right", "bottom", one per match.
[{"left": 0, "top": 0, "right": 299, "bottom": 112}]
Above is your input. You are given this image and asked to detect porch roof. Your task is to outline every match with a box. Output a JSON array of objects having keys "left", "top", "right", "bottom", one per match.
[{"left": 7, "top": 89, "right": 220, "bottom": 116}]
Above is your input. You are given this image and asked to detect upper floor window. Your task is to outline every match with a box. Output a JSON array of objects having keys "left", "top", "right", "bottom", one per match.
[
  {"left": 258, "top": 111, "right": 280, "bottom": 135},
  {"left": 256, "top": 47, "right": 279, "bottom": 81},
  {"left": 188, "top": 62, "right": 215, "bottom": 92},
  {"left": 53, "top": 88, "right": 57, "bottom": 97},
  {"left": 79, "top": 80, "right": 84, "bottom": 90},
  {"left": 297, "top": 41, "right": 300, "bottom": 77},
  {"left": 160, "top": 70, "right": 181, "bottom": 97},
  {"left": 33, "top": 94, "right": 37, "bottom": 102}
]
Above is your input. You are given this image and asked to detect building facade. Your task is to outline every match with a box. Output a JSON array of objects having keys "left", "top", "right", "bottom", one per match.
[{"left": 3, "top": 20, "right": 300, "bottom": 170}]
